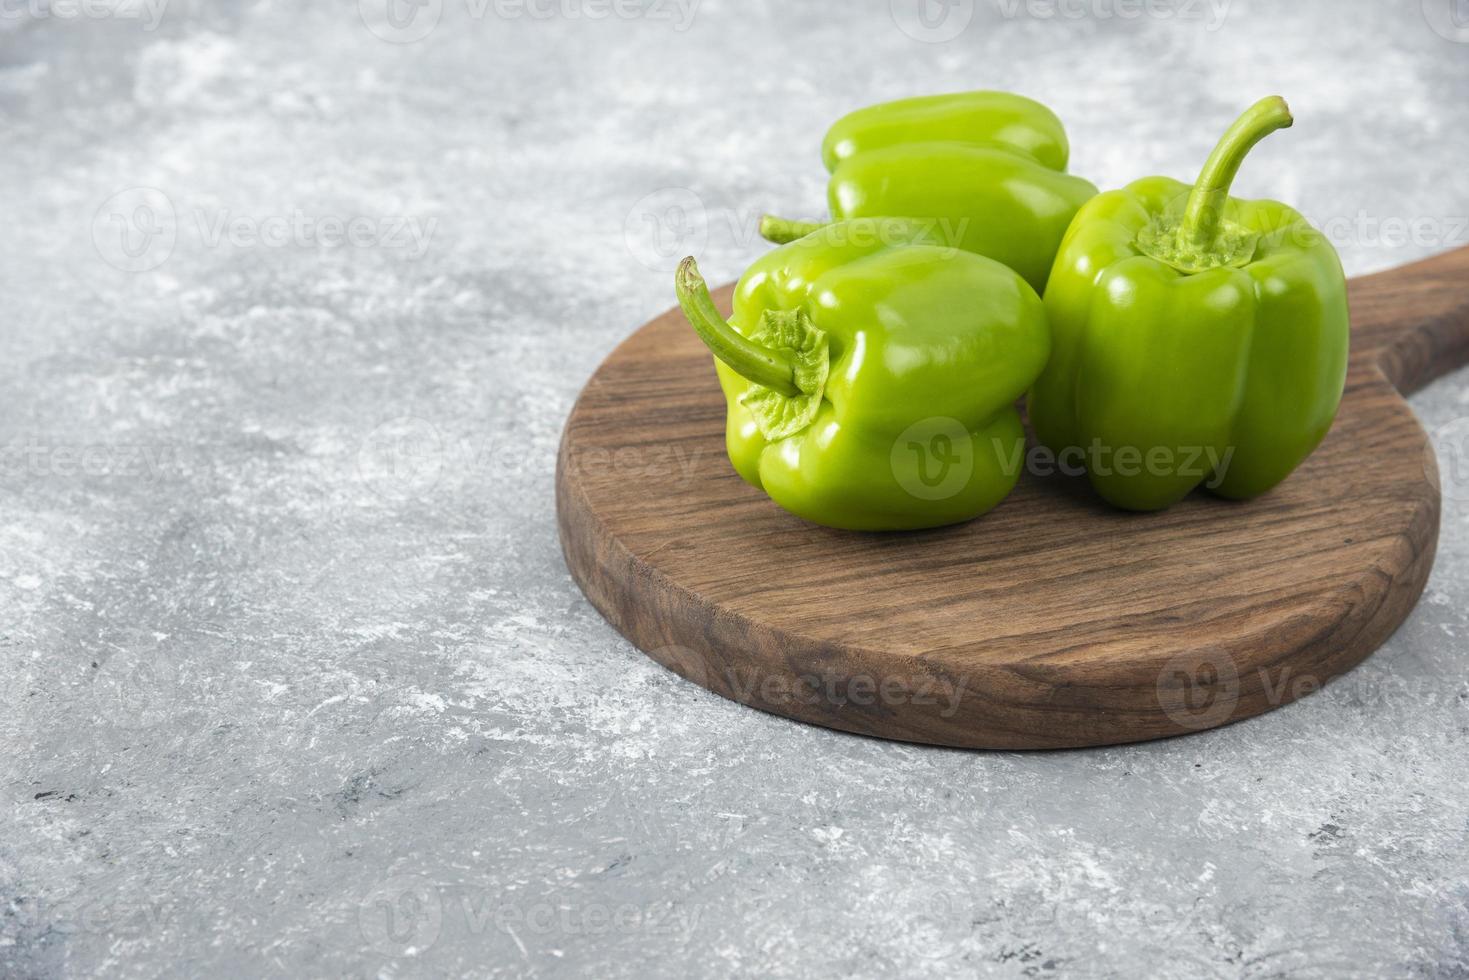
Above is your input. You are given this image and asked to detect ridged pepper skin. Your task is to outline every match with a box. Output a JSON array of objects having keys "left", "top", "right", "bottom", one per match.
[
  {"left": 676, "top": 219, "right": 1050, "bottom": 531},
  {"left": 1028, "top": 98, "right": 1350, "bottom": 512},
  {"left": 763, "top": 92, "right": 1097, "bottom": 294}
]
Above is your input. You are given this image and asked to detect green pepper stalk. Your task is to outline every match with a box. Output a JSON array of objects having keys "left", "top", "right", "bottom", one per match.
[
  {"left": 676, "top": 256, "right": 830, "bottom": 444},
  {"left": 676, "top": 258, "right": 799, "bottom": 396},
  {"left": 757, "top": 216, "right": 824, "bottom": 246},
  {"left": 1135, "top": 96, "right": 1294, "bottom": 274},
  {"left": 1181, "top": 96, "right": 1294, "bottom": 250}
]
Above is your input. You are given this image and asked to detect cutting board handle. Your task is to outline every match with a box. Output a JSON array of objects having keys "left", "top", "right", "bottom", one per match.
[{"left": 1349, "top": 245, "right": 1469, "bottom": 395}]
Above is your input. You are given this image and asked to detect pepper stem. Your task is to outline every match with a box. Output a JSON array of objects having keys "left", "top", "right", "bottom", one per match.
[
  {"left": 675, "top": 257, "right": 799, "bottom": 396},
  {"left": 759, "top": 215, "right": 826, "bottom": 245},
  {"left": 1178, "top": 96, "right": 1293, "bottom": 252}
]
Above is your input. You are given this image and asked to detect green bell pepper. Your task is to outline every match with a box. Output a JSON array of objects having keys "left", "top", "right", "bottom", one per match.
[
  {"left": 1028, "top": 96, "right": 1350, "bottom": 512},
  {"left": 675, "top": 219, "right": 1050, "bottom": 531},
  {"left": 760, "top": 91, "right": 1098, "bottom": 293}
]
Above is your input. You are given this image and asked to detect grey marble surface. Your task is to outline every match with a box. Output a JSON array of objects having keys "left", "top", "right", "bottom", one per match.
[{"left": 2, "top": 1, "right": 1468, "bottom": 977}]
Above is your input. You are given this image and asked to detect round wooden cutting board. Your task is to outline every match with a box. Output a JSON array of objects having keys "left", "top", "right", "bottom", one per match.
[{"left": 557, "top": 247, "right": 1469, "bottom": 749}]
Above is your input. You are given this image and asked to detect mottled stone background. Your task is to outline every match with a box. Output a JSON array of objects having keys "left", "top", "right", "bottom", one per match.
[{"left": 2, "top": 0, "right": 1467, "bottom": 977}]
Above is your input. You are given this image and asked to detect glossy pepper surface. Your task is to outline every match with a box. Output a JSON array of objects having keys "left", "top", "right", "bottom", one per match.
[
  {"left": 760, "top": 91, "right": 1098, "bottom": 293},
  {"left": 1028, "top": 97, "right": 1350, "bottom": 512},
  {"left": 675, "top": 219, "right": 1050, "bottom": 531}
]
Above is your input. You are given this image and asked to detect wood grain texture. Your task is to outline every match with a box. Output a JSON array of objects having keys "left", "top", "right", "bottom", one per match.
[{"left": 556, "top": 248, "right": 1469, "bottom": 749}]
